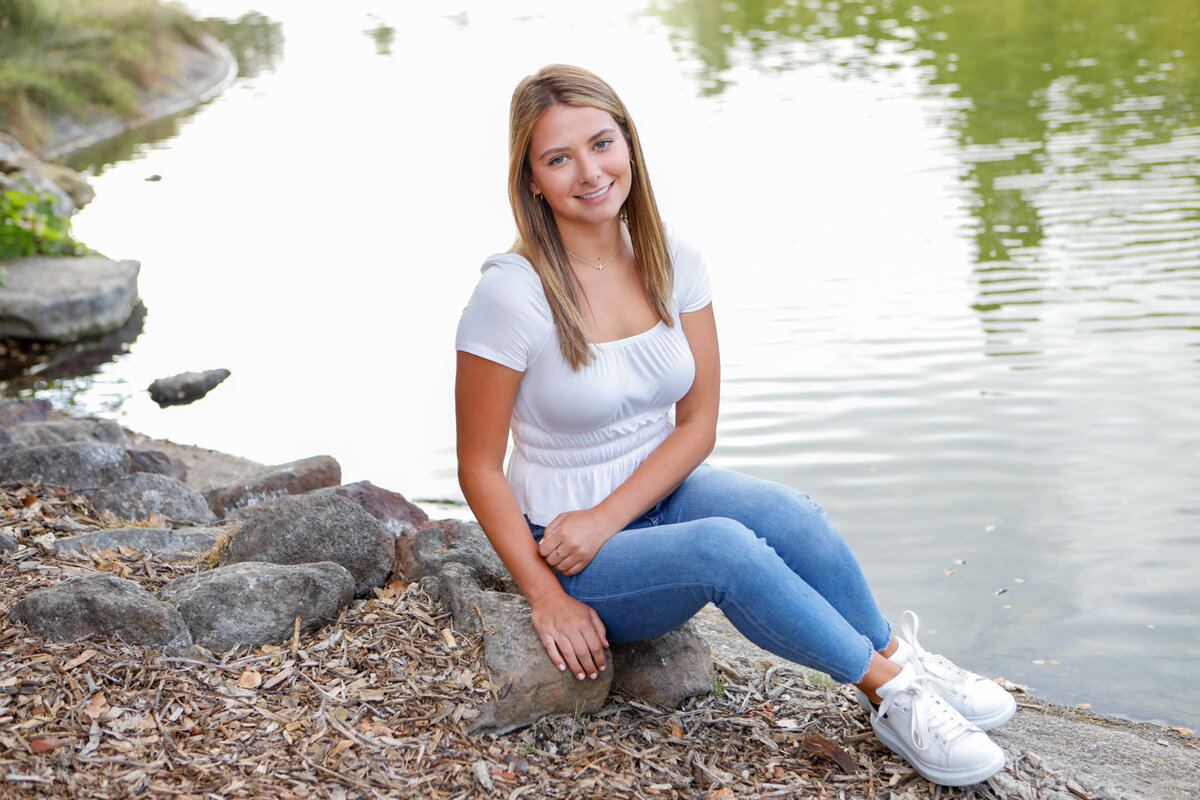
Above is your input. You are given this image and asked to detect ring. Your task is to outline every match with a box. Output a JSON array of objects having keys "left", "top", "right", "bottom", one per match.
[{"left": 555, "top": 547, "right": 562, "bottom": 556}]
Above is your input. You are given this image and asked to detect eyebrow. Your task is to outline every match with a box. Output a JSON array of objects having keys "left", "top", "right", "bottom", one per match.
[{"left": 537, "top": 127, "right": 618, "bottom": 161}]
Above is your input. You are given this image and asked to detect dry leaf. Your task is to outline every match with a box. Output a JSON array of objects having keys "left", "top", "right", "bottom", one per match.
[
  {"left": 238, "top": 669, "right": 263, "bottom": 689},
  {"left": 799, "top": 733, "right": 859, "bottom": 774},
  {"left": 83, "top": 692, "right": 108, "bottom": 720},
  {"left": 668, "top": 719, "right": 684, "bottom": 738},
  {"left": 29, "top": 737, "right": 60, "bottom": 754}
]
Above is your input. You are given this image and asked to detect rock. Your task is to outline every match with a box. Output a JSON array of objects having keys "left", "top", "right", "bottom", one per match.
[
  {"left": 439, "top": 562, "right": 611, "bottom": 735},
  {"left": 0, "top": 427, "right": 12, "bottom": 452},
  {"left": 610, "top": 623, "right": 714, "bottom": 708},
  {"left": 127, "top": 449, "right": 188, "bottom": 481},
  {"left": 309, "top": 480, "right": 429, "bottom": 540},
  {"left": 158, "top": 561, "right": 354, "bottom": 653},
  {"left": 54, "top": 527, "right": 224, "bottom": 559},
  {"left": 148, "top": 368, "right": 231, "bottom": 407},
  {"left": 0, "top": 398, "right": 52, "bottom": 427},
  {"left": 402, "top": 519, "right": 510, "bottom": 589},
  {"left": 6, "top": 417, "right": 129, "bottom": 449},
  {"left": 3, "top": 171, "right": 75, "bottom": 218},
  {"left": 89, "top": 473, "right": 216, "bottom": 525},
  {"left": 205, "top": 455, "right": 341, "bottom": 517},
  {"left": 220, "top": 494, "right": 392, "bottom": 597},
  {"left": 0, "top": 132, "right": 95, "bottom": 208},
  {"left": 8, "top": 573, "right": 193, "bottom": 653},
  {"left": 0, "top": 531, "right": 17, "bottom": 551},
  {"left": 0, "top": 442, "right": 130, "bottom": 492},
  {"left": 0, "top": 256, "right": 140, "bottom": 342}
]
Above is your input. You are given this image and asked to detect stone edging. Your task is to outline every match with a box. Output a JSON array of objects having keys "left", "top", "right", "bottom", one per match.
[{"left": 37, "top": 33, "right": 238, "bottom": 162}]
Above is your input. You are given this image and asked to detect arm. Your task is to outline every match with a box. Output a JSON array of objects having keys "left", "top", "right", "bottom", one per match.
[
  {"left": 538, "top": 303, "right": 721, "bottom": 576},
  {"left": 455, "top": 351, "right": 609, "bottom": 680}
]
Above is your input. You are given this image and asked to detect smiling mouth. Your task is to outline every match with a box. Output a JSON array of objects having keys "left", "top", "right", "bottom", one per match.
[{"left": 577, "top": 183, "right": 613, "bottom": 201}]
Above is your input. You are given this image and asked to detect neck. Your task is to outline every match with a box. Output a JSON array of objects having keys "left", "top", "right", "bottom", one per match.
[{"left": 558, "top": 219, "right": 624, "bottom": 266}]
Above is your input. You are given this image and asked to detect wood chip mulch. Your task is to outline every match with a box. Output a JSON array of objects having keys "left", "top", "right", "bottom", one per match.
[{"left": 1, "top": 481, "right": 1029, "bottom": 799}]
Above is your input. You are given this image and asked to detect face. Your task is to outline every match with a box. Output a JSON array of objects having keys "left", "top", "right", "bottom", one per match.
[{"left": 527, "top": 104, "right": 632, "bottom": 229}]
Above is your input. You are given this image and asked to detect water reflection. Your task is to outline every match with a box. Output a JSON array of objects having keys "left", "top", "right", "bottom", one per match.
[{"left": 207, "top": 12, "right": 286, "bottom": 79}]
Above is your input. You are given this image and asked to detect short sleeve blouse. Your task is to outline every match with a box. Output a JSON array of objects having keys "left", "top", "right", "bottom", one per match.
[{"left": 456, "top": 234, "right": 712, "bottom": 525}]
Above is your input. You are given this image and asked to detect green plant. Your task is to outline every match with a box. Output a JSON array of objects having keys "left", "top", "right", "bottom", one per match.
[
  {"left": 713, "top": 671, "right": 726, "bottom": 699},
  {"left": 0, "top": 175, "right": 89, "bottom": 266}
]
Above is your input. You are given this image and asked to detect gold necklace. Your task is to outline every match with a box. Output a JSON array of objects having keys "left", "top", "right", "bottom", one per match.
[{"left": 565, "top": 243, "right": 621, "bottom": 270}]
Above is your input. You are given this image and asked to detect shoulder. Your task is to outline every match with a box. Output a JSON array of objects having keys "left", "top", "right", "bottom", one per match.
[
  {"left": 456, "top": 252, "right": 553, "bottom": 371},
  {"left": 666, "top": 229, "right": 712, "bottom": 312}
]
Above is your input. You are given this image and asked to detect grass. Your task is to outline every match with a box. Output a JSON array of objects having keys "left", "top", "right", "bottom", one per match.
[{"left": 0, "top": 0, "right": 211, "bottom": 150}]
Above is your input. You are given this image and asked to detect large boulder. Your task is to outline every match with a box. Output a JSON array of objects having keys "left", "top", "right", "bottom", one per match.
[
  {"left": 6, "top": 417, "right": 129, "bottom": 449},
  {"left": 8, "top": 573, "right": 193, "bottom": 653},
  {"left": 0, "top": 442, "right": 130, "bottom": 492},
  {"left": 220, "top": 494, "right": 392, "bottom": 597},
  {"left": 0, "top": 256, "right": 140, "bottom": 341},
  {"left": 611, "top": 623, "right": 714, "bottom": 708},
  {"left": 309, "top": 480, "right": 429, "bottom": 540},
  {"left": 0, "top": 398, "right": 52, "bottom": 427},
  {"left": 401, "top": 519, "right": 509, "bottom": 588},
  {"left": 127, "top": 449, "right": 188, "bottom": 481},
  {"left": 437, "top": 561, "right": 611, "bottom": 735},
  {"left": 148, "top": 369, "right": 230, "bottom": 407},
  {"left": 205, "top": 455, "right": 341, "bottom": 517},
  {"left": 54, "top": 527, "right": 224, "bottom": 559},
  {"left": 158, "top": 561, "right": 355, "bottom": 653},
  {"left": 89, "top": 473, "right": 217, "bottom": 525}
]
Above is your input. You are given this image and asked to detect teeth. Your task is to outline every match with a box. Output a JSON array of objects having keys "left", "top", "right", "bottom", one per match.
[{"left": 579, "top": 184, "right": 611, "bottom": 200}]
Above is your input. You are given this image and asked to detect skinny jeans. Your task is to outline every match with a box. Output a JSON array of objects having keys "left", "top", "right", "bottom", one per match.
[{"left": 529, "top": 464, "right": 892, "bottom": 684}]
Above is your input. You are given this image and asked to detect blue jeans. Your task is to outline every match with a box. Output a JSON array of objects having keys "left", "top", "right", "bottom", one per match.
[{"left": 529, "top": 464, "right": 892, "bottom": 684}]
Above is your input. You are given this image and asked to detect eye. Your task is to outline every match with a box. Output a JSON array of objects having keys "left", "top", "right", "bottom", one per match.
[
  {"left": 547, "top": 154, "right": 568, "bottom": 167},
  {"left": 595, "top": 138, "right": 614, "bottom": 151}
]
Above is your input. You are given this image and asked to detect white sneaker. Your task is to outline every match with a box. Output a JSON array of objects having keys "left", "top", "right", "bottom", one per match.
[
  {"left": 871, "top": 663, "right": 1006, "bottom": 787},
  {"left": 891, "top": 610, "right": 1016, "bottom": 731}
]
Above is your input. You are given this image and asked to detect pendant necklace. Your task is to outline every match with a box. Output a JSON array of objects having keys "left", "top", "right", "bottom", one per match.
[{"left": 565, "top": 242, "right": 621, "bottom": 270}]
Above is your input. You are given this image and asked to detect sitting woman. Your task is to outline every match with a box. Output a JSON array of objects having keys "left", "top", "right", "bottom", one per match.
[{"left": 454, "top": 63, "right": 1015, "bottom": 787}]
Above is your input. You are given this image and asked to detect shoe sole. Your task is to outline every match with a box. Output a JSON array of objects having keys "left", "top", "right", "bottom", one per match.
[
  {"left": 856, "top": 688, "right": 1017, "bottom": 732},
  {"left": 872, "top": 717, "right": 1006, "bottom": 787}
]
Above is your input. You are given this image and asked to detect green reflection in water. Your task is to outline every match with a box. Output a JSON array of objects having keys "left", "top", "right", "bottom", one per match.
[
  {"left": 654, "top": 0, "right": 1200, "bottom": 349},
  {"left": 653, "top": 1, "right": 1197, "bottom": 229}
]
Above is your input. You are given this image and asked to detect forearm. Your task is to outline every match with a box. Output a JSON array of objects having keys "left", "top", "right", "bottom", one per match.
[{"left": 458, "top": 465, "right": 566, "bottom": 605}]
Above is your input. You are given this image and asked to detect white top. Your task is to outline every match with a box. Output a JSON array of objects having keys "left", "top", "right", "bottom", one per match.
[{"left": 455, "top": 235, "right": 712, "bottom": 525}]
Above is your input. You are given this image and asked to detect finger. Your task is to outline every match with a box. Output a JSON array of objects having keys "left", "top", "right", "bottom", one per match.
[
  {"left": 558, "top": 637, "right": 588, "bottom": 681},
  {"left": 581, "top": 627, "right": 606, "bottom": 673},
  {"left": 540, "top": 634, "right": 567, "bottom": 673},
  {"left": 568, "top": 632, "right": 599, "bottom": 679},
  {"left": 591, "top": 613, "right": 609, "bottom": 650}
]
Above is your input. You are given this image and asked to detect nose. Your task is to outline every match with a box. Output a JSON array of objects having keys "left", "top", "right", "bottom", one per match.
[{"left": 577, "top": 155, "right": 601, "bottom": 184}]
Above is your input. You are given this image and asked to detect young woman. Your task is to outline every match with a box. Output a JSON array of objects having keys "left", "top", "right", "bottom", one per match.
[{"left": 455, "top": 64, "right": 1015, "bottom": 787}]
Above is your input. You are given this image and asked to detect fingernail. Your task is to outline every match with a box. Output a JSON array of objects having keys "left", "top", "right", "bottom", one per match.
[
  {"left": 599, "top": 665, "right": 606, "bottom": 672},
  {"left": 589, "top": 672, "right": 597, "bottom": 680},
  {"left": 576, "top": 673, "right": 585, "bottom": 680},
  {"left": 558, "top": 664, "right": 566, "bottom": 671}
]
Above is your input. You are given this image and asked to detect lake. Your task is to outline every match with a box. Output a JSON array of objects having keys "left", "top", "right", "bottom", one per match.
[{"left": 4, "top": 0, "right": 1198, "bottom": 729}]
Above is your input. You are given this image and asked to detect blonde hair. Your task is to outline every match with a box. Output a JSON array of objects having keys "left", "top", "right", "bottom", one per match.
[{"left": 508, "top": 64, "right": 673, "bottom": 370}]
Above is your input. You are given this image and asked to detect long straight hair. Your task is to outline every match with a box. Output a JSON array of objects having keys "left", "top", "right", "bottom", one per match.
[{"left": 508, "top": 64, "right": 673, "bottom": 370}]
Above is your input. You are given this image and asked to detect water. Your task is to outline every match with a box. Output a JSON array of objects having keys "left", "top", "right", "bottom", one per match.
[{"left": 4, "top": 0, "right": 1198, "bottom": 729}]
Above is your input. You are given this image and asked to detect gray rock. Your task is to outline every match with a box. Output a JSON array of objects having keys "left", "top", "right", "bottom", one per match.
[
  {"left": 0, "top": 442, "right": 130, "bottom": 492},
  {"left": 158, "top": 561, "right": 354, "bottom": 653},
  {"left": 611, "top": 623, "right": 713, "bottom": 708},
  {"left": 148, "top": 368, "right": 231, "bottom": 407},
  {"left": 309, "top": 480, "right": 429, "bottom": 540},
  {"left": 0, "top": 398, "right": 51, "bottom": 427},
  {"left": 205, "top": 455, "right": 341, "bottom": 517},
  {"left": 0, "top": 427, "right": 13, "bottom": 452},
  {"left": 440, "top": 562, "right": 611, "bottom": 735},
  {"left": 4, "top": 171, "right": 75, "bottom": 218},
  {"left": 54, "top": 527, "right": 224, "bottom": 559},
  {"left": 90, "top": 472, "right": 216, "bottom": 525},
  {"left": 0, "top": 133, "right": 95, "bottom": 208},
  {"left": 127, "top": 449, "right": 188, "bottom": 481},
  {"left": 403, "top": 519, "right": 510, "bottom": 589},
  {"left": 8, "top": 573, "right": 193, "bottom": 653},
  {"left": 0, "top": 531, "right": 18, "bottom": 551},
  {"left": 221, "top": 494, "right": 392, "bottom": 597},
  {"left": 7, "top": 417, "right": 129, "bottom": 449},
  {"left": 0, "top": 256, "right": 140, "bottom": 342}
]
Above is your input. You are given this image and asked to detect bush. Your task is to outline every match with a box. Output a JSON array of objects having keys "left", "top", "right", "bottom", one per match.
[{"left": 0, "top": 174, "right": 89, "bottom": 272}]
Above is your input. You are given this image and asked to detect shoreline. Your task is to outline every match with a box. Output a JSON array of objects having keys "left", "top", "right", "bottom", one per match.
[{"left": 126, "top": 426, "right": 1198, "bottom": 799}]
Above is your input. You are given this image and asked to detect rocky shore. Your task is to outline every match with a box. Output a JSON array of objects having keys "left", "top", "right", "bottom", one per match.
[{"left": 2, "top": 402, "right": 1196, "bottom": 799}]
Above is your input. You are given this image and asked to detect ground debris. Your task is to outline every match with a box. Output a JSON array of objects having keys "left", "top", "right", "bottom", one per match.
[{"left": 1, "top": 482, "right": 1055, "bottom": 799}]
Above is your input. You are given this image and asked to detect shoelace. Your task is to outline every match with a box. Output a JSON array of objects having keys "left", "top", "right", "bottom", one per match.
[
  {"left": 901, "top": 610, "right": 974, "bottom": 695},
  {"left": 878, "top": 677, "right": 976, "bottom": 751}
]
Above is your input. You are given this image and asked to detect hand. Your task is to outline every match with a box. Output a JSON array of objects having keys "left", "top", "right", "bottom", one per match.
[
  {"left": 529, "top": 593, "right": 609, "bottom": 680},
  {"left": 537, "top": 507, "right": 617, "bottom": 576}
]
